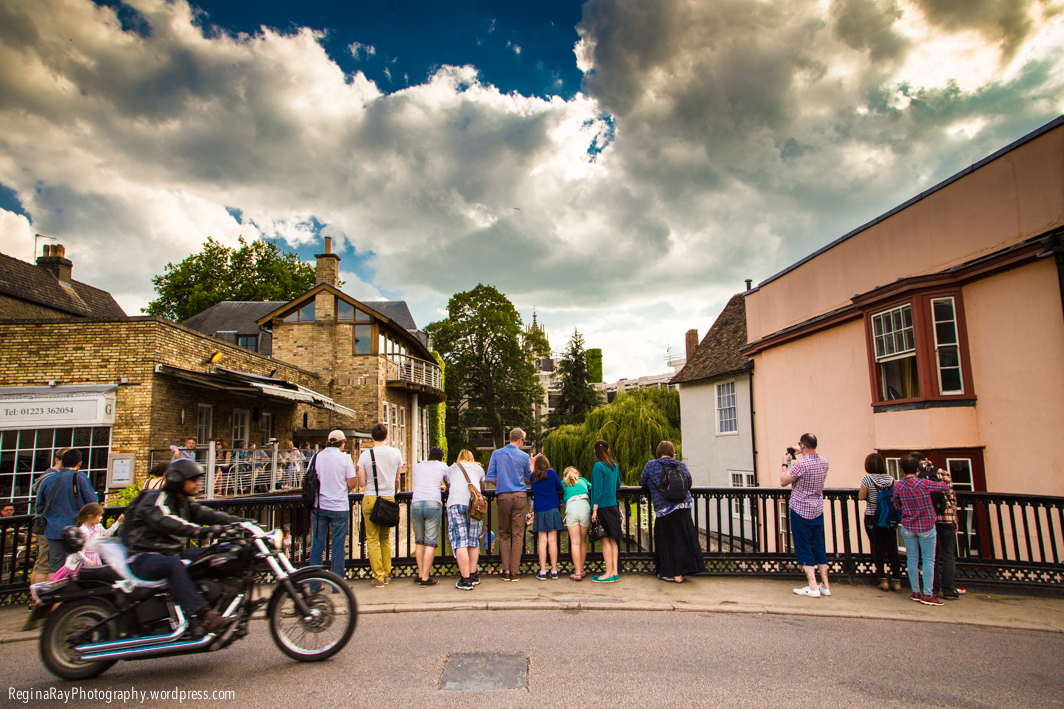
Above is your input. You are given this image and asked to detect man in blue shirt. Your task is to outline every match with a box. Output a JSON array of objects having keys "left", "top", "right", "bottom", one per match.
[
  {"left": 34, "top": 449, "right": 98, "bottom": 575},
  {"left": 486, "top": 428, "right": 531, "bottom": 581}
]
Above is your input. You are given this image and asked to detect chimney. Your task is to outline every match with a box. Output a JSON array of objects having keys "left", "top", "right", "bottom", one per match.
[
  {"left": 37, "top": 244, "right": 72, "bottom": 285},
  {"left": 745, "top": 279, "right": 753, "bottom": 291},
  {"left": 315, "top": 236, "right": 341, "bottom": 285},
  {"left": 685, "top": 329, "right": 698, "bottom": 363}
]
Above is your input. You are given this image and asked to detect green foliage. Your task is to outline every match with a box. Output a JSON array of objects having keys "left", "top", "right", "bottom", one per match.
[
  {"left": 586, "top": 348, "right": 603, "bottom": 383},
  {"left": 429, "top": 351, "right": 448, "bottom": 461},
  {"left": 105, "top": 479, "right": 145, "bottom": 507},
  {"left": 542, "top": 387, "right": 681, "bottom": 486},
  {"left": 144, "top": 236, "right": 318, "bottom": 322},
  {"left": 425, "top": 284, "right": 544, "bottom": 452},
  {"left": 550, "top": 330, "right": 602, "bottom": 427}
]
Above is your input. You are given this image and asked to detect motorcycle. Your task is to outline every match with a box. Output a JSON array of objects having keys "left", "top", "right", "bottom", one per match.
[{"left": 27, "top": 521, "right": 356, "bottom": 680}]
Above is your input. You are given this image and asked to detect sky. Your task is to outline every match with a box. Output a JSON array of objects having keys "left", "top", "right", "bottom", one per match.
[{"left": 0, "top": 0, "right": 1062, "bottom": 381}]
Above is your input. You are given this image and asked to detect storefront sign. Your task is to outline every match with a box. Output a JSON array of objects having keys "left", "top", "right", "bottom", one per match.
[
  {"left": 0, "top": 392, "right": 117, "bottom": 429},
  {"left": 107, "top": 453, "right": 135, "bottom": 489}
]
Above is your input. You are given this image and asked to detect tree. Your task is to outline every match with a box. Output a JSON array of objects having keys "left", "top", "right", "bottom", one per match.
[
  {"left": 542, "top": 387, "right": 681, "bottom": 485},
  {"left": 550, "top": 330, "right": 602, "bottom": 427},
  {"left": 586, "top": 348, "right": 603, "bottom": 383},
  {"left": 425, "top": 284, "right": 545, "bottom": 452},
  {"left": 143, "top": 236, "right": 317, "bottom": 322}
]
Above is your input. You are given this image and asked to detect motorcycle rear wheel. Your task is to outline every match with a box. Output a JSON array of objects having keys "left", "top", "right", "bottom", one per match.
[
  {"left": 40, "top": 599, "right": 118, "bottom": 680},
  {"left": 268, "top": 570, "right": 356, "bottom": 662}
]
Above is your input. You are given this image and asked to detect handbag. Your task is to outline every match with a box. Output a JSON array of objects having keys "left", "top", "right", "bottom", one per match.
[
  {"left": 367, "top": 449, "right": 400, "bottom": 527},
  {"left": 588, "top": 517, "right": 607, "bottom": 542},
  {"left": 33, "top": 470, "right": 75, "bottom": 535},
  {"left": 457, "top": 463, "right": 487, "bottom": 521}
]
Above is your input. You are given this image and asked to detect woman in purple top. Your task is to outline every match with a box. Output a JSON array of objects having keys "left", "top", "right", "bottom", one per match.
[{"left": 529, "top": 454, "right": 565, "bottom": 580}]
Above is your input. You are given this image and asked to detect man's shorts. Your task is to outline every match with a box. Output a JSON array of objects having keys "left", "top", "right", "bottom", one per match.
[
  {"left": 411, "top": 501, "right": 443, "bottom": 547},
  {"left": 446, "top": 505, "right": 483, "bottom": 550},
  {"left": 33, "top": 536, "right": 50, "bottom": 575},
  {"left": 47, "top": 538, "right": 68, "bottom": 574}
]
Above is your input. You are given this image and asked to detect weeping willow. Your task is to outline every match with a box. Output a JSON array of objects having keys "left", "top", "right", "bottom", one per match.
[{"left": 542, "top": 387, "right": 681, "bottom": 485}]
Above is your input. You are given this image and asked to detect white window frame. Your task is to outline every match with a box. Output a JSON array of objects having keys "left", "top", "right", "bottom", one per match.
[
  {"left": 196, "top": 404, "right": 213, "bottom": 445},
  {"left": 872, "top": 304, "right": 916, "bottom": 362},
  {"left": 715, "top": 380, "right": 738, "bottom": 436},
  {"left": 260, "top": 412, "right": 273, "bottom": 446},
  {"left": 399, "top": 406, "right": 407, "bottom": 454},
  {"left": 931, "top": 296, "right": 964, "bottom": 396},
  {"left": 382, "top": 403, "right": 389, "bottom": 429},
  {"left": 391, "top": 404, "right": 398, "bottom": 445},
  {"left": 232, "top": 409, "right": 249, "bottom": 448},
  {"left": 945, "top": 458, "right": 975, "bottom": 492},
  {"left": 730, "top": 471, "right": 756, "bottom": 519}
]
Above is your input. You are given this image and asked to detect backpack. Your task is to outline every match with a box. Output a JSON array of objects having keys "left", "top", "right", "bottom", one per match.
[
  {"left": 918, "top": 466, "right": 947, "bottom": 515},
  {"left": 300, "top": 453, "right": 320, "bottom": 510},
  {"left": 659, "top": 459, "right": 689, "bottom": 503},
  {"left": 871, "top": 478, "right": 900, "bottom": 528}
]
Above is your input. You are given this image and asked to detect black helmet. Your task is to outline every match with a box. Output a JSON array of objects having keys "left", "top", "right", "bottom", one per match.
[
  {"left": 165, "top": 458, "right": 205, "bottom": 492},
  {"left": 60, "top": 525, "right": 87, "bottom": 553}
]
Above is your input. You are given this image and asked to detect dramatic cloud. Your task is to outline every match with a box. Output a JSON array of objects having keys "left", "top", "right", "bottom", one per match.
[{"left": 0, "top": 0, "right": 1061, "bottom": 379}]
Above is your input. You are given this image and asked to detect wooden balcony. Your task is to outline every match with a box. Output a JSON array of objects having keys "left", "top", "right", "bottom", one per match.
[{"left": 385, "top": 354, "right": 445, "bottom": 403}]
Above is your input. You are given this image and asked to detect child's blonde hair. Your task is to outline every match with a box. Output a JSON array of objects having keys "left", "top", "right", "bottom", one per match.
[{"left": 563, "top": 467, "right": 582, "bottom": 487}]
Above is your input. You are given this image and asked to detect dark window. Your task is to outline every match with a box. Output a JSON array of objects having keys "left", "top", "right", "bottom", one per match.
[
  {"left": 354, "top": 324, "right": 372, "bottom": 355},
  {"left": 237, "top": 335, "right": 258, "bottom": 352}
]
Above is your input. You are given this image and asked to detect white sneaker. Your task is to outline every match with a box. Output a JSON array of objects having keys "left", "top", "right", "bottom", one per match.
[
  {"left": 818, "top": 584, "right": 831, "bottom": 596},
  {"left": 793, "top": 586, "right": 821, "bottom": 598}
]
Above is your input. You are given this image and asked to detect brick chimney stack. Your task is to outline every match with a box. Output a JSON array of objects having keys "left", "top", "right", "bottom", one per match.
[
  {"left": 37, "top": 244, "right": 72, "bottom": 285},
  {"left": 315, "top": 236, "right": 341, "bottom": 285},
  {"left": 685, "top": 328, "right": 699, "bottom": 363}
]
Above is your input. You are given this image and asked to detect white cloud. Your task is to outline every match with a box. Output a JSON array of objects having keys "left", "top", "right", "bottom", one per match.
[
  {"left": 0, "top": 0, "right": 1061, "bottom": 378},
  {"left": 349, "top": 41, "right": 376, "bottom": 60}
]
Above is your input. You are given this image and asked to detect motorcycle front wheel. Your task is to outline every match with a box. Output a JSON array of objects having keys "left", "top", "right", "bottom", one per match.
[
  {"left": 268, "top": 570, "right": 356, "bottom": 661},
  {"left": 40, "top": 599, "right": 118, "bottom": 680}
]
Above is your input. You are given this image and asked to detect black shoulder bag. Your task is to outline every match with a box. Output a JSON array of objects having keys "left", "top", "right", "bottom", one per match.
[
  {"left": 368, "top": 449, "right": 400, "bottom": 527},
  {"left": 300, "top": 453, "right": 320, "bottom": 510}
]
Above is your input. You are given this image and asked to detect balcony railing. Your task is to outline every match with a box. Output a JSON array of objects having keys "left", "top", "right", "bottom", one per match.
[
  {"left": 385, "top": 354, "right": 442, "bottom": 391},
  {"left": 4, "top": 487, "right": 1062, "bottom": 605}
]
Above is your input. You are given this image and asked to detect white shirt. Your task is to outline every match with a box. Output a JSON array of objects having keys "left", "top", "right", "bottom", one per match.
[
  {"left": 358, "top": 445, "right": 404, "bottom": 497},
  {"left": 444, "top": 462, "right": 485, "bottom": 508},
  {"left": 411, "top": 460, "right": 448, "bottom": 504},
  {"left": 314, "top": 447, "right": 357, "bottom": 512}
]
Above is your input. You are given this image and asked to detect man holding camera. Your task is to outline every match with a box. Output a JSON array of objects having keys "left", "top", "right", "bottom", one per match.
[
  {"left": 912, "top": 452, "right": 963, "bottom": 601},
  {"left": 780, "top": 433, "right": 831, "bottom": 598}
]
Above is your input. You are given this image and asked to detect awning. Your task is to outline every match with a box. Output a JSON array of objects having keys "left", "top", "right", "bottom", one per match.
[{"left": 156, "top": 365, "right": 359, "bottom": 420}]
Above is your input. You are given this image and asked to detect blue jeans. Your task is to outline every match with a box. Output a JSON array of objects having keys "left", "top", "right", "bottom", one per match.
[
  {"left": 900, "top": 525, "right": 937, "bottom": 595},
  {"left": 128, "top": 549, "right": 208, "bottom": 615},
  {"left": 310, "top": 508, "right": 349, "bottom": 579},
  {"left": 790, "top": 509, "right": 827, "bottom": 567}
]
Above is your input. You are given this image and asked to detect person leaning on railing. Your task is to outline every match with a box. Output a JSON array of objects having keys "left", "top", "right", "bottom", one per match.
[
  {"left": 411, "top": 446, "right": 448, "bottom": 586},
  {"left": 640, "top": 441, "right": 706, "bottom": 584},
  {"left": 892, "top": 454, "right": 952, "bottom": 607},
  {"left": 858, "top": 453, "right": 902, "bottom": 592},
  {"left": 590, "top": 439, "right": 622, "bottom": 584}
]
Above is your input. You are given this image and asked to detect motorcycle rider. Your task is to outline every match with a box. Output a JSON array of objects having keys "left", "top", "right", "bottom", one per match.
[{"left": 121, "top": 459, "right": 242, "bottom": 633}]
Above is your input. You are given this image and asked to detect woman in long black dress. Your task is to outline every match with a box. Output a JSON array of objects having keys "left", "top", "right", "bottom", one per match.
[{"left": 640, "top": 441, "right": 706, "bottom": 583}]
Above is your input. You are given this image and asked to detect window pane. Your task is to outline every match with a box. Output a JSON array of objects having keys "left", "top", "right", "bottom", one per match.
[
  {"left": 355, "top": 309, "right": 371, "bottom": 322},
  {"left": 74, "top": 428, "right": 92, "bottom": 447},
  {"left": 903, "top": 329, "right": 915, "bottom": 351},
  {"left": 282, "top": 311, "right": 298, "bottom": 323},
  {"left": 940, "top": 367, "right": 962, "bottom": 393},
  {"left": 92, "top": 427, "right": 110, "bottom": 446},
  {"left": 935, "top": 322, "right": 956, "bottom": 345},
  {"left": 354, "top": 325, "right": 372, "bottom": 355},
  {"left": 938, "top": 345, "right": 959, "bottom": 368},
  {"left": 892, "top": 310, "right": 902, "bottom": 330},
  {"left": 933, "top": 299, "right": 954, "bottom": 323},
  {"left": 299, "top": 302, "right": 315, "bottom": 322},
  {"left": 880, "top": 355, "right": 920, "bottom": 400},
  {"left": 947, "top": 459, "right": 974, "bottom": 490},
  {"left": 902, "top": 306, "right": 913, "bottom": 328},
  {"left": 873, "top": 316, "right": 884, "bottom": 337},
  {"left": 337, "top": 299, "right": 355, "bottom": 322}
]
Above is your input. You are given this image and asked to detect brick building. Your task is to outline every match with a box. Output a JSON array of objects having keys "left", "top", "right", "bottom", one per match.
[{"left": 0, "top": 237, "right": 442, "bottom": 507}]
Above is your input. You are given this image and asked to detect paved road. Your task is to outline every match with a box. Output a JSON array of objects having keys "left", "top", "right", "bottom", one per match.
[{"left": 3, "top": 611, "right": 1062, "bottom": 708}]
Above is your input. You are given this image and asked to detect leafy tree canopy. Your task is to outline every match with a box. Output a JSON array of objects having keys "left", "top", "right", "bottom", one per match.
[
  {"left": 550, "top": 329, "right": 602, "bottom": 427},
  {"left": 542, "top": 387, "right": 681, "bottom": 486},
  {"left": 143, "top": 236, "right": 317, "bottom": 322},
  {"left": 425, "top": 284, "right": 544, "bottom": 453}
]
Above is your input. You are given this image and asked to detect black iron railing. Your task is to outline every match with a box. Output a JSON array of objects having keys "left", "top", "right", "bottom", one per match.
[{"left": 3, "top": 488, "right": 1062, "bottom": 604}]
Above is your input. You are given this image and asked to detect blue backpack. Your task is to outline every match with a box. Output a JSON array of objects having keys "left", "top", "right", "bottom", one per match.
[{"left": 872, "top": 479, "right": 901, "bottom": 528}]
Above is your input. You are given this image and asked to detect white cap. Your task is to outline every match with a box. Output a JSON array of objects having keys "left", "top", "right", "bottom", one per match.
[{"left": 327, "top": 430, "right": 346, "bottom": 443}]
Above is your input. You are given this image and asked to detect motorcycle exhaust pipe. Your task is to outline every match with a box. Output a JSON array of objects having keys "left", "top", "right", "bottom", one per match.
[
  {"left": 76, "top": 607, "right": 188, "bottom": 654},
  {"left": 80, "top": 632, "right": 217, "bottom": 661}
]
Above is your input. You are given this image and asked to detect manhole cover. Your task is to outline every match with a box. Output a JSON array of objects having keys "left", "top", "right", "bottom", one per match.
[{"left": 440, "top": 653, "right": 527, "bottom": 691}]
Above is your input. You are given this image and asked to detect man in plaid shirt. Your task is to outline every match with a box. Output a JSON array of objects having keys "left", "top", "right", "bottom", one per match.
[
  {"left": 893, "top": 454, "right": 952, "bottom": 606},
  {"left": 780, "top": 433, "right": 831, "bottom": 598},
  {"left": 913, "top": 453, "right": 963, "bottom": 600}
]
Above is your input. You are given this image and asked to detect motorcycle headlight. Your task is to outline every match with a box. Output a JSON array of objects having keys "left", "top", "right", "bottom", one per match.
[{"left": 265, "top": 529, "right": 284, "bottom": 550}]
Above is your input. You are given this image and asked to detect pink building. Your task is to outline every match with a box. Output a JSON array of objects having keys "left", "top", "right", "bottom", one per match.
[{"left": 742, "top": 116, "right": 1064, "bottom": 496}]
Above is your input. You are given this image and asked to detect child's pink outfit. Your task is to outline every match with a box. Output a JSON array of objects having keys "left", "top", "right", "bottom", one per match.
[{"left": 50, "top": 519, "right": 121, "bottom": 581}]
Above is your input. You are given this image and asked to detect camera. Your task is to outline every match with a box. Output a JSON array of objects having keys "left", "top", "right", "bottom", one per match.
[{"left": 786, "top": 446, "right": 798, "bottom": 460}]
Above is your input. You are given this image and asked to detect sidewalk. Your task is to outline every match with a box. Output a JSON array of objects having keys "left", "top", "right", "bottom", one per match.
[{"left": 4, "top": 575, "right": 1063, "bottom": 645}]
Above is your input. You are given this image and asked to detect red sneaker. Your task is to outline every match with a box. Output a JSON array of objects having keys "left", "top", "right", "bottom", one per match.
[
  {"left": 910, "top": 591, "right": 922, "bottom": 602},
  {"left": 920, "top": 594, "right": 944, "bottom": 606}
]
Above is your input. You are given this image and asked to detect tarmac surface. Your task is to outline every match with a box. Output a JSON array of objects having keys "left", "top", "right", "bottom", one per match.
[{"left": 2, "top": 575, "right": 1063, "bottom": 707}]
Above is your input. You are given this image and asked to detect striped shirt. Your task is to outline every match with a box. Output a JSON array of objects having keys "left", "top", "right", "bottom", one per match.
[
  {"left": 861, "top": 474, "right": 896, "bottom": 517},
  {"left": 788, "top": 454, "right": 829, "bottom": 520}
]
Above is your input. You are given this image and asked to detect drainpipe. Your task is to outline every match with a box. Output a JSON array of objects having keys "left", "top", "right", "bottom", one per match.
[
  {"left": 748, "top": 369, "right": 758, "bottom": 486},
  {"left": 1037, "top": 231, "right": 1064, "bottom": 328}
]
